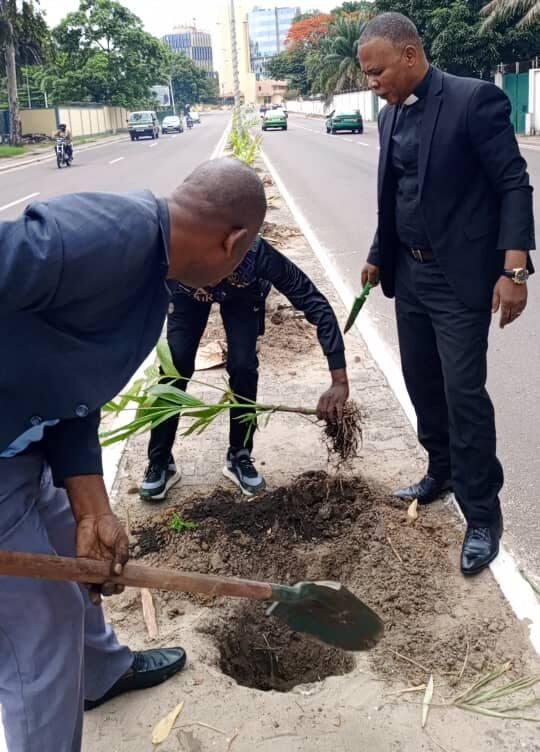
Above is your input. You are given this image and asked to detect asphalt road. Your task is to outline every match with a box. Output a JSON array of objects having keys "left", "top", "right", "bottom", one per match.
[
  {"left": 0, "top": 112, "right": 229, "bottom": 221},
  {"left": 262, "top": 113, "right": 540, "bottom": 580}
]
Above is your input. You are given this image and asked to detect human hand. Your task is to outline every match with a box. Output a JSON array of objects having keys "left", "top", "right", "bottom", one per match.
[
  {"left": 361, "top": 263, "right": 380, "bottom": 287},
  {"left": 76, "top": 513, "right": 129, "bottom": 604},
  {"left": 492, "top": 276, "right": 527, "bottom": 329},
  {"left": 317, "top": 372, "right": 350, "bottom": 422}
]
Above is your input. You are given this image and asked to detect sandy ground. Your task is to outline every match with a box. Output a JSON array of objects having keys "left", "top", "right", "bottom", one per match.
[{"left": 83, "top": 169, "right": 540, "bottom": 752}]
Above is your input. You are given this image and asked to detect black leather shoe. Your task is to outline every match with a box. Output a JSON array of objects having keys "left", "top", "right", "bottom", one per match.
[
  {"left": 393, "top": 474, "right": 452, "bottom": 505},
  {"left": 461, "top": 514, "right": 503, "bottom": 576},
  {"left": 84, "top": 647, "right": 187, "bottom": 711}
]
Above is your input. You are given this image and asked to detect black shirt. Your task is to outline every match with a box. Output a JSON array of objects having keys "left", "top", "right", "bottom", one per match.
[
  {"left": 391, "top": 67, "right": 433, "bottom": 249},
  {"left": 175, "top": 236, "right": 346, "bottom": 371}
]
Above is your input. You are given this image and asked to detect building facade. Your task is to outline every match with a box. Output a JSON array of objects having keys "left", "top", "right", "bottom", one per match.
[
  {"left": 162, "top": 26, "right": 214, "bottom": 75},
  {"left": 248, "top": 6, "right": 300, "bottom": 80},
  {"left": 216, "top": 3, "right": 255, "bottom": 102}
]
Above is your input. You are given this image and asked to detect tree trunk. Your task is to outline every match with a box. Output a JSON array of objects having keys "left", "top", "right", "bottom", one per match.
[
  {"left": 1, "top": 0, "right": 22, "bottom": 146},
  {"left": 5, "top": 34, "right": 22, "bottom": 146}
]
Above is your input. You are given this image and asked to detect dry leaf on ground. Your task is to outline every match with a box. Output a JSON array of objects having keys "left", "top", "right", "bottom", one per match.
[
  {"left": 422, "top": 674, "right": 434, "bottom": 728},
  {"left": 407, "top": 499, "right": 419, "bottom": 520},
  {"left": 141, "top": 588, "right": 158, "bottom": 639},
  {"left": 152, "top": 702, "right": 185, "bottom": 745}
]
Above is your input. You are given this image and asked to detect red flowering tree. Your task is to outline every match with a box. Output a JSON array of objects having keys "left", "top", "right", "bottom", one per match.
[{"left": 285, "top": 13, "right": 334, "bottom": 49}]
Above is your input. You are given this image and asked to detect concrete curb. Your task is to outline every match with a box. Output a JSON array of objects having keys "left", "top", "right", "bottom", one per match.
[{"left": 260, "top": 145, "right": 540, "bottom": 657}]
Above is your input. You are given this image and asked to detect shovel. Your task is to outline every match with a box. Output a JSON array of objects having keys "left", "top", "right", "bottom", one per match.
[
  {"left": 344, "top": 281, "right": 372, "bottom": 333},
  {"left": 0, "top": 550, "right": 383, "bottom": 651}
]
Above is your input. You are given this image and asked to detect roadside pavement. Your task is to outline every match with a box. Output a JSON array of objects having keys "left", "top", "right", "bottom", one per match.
[{"left": 83, "top": 157, "right": 540, "bottom": 752}]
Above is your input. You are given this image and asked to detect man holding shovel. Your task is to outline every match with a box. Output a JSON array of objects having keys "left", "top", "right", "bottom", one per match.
[
  {"left": 358, "top": 13, "right": 535, "bottom": 575},
  {"left": 0, "top": 158, "right": 267, "bottom": 751}
]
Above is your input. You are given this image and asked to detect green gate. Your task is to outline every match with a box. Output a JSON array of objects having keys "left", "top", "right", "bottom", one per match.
[{"left": 503, "top": 72, "right": 529, "bottom": 134}]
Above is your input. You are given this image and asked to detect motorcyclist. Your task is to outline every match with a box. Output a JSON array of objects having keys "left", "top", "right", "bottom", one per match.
[
  {"left": 186, "top": 114, "right": 193, "bottom": 129},
  {"left": 53, "top": 123, "right": 73, "bottom": 161}
]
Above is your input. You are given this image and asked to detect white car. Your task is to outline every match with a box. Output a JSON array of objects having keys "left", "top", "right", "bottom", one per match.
[
  {"left": 190, "top": 111, "right": 201, "bottom": 124},
  {"left": 161, "top": 115, "right": 183, "bottom": 134}
]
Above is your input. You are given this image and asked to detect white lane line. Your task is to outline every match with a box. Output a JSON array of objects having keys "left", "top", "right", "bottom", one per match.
[
  {"left": 149, "top": 142, "right": 158, "bottom": 148},
  {"left": 0, "top": 192, "right": 39, "bottom": 212},
  {"left": 357, "top": 141, "right": 369, "bottom": 146},
  {"left": 260, "top": 146, "right": 540, "bottom": 656},
  {"left": 109, "top": 157, "right": 124, "bottom": 165}
]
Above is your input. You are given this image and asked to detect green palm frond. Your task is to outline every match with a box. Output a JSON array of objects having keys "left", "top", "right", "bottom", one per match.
[{"left": 480, "top": 0, "right": 540, "bottom": 28}]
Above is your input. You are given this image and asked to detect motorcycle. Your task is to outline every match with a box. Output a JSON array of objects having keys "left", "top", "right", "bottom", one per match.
[
  {"left": 186, "top": 117, "right": 193, "bottom": 130},
  {"left": 55, "top": 137, "right": 72, "bottom": 168}
]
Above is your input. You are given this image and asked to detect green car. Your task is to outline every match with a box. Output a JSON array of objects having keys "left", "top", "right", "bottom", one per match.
[
  {"left": 262, "top": 108, "right": 287, "bottom": 131},
  {"left": 326, "top": 110, "right": 364, "bottom": 135}
]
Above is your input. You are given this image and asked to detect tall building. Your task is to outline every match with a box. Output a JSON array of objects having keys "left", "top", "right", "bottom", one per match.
[
  {"left": 216, "top": 3, "right": 255, "bottom": 102},
  {"left": 248, "top": 6, "right": 300, "bottom": 79},
  {"left": 162, "top": 26, "right": 214, "bottom": 75}
]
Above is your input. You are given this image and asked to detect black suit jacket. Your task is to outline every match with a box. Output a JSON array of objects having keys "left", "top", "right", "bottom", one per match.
[{"left": 368, "top": 67, "right": 535, "bottom": 311}]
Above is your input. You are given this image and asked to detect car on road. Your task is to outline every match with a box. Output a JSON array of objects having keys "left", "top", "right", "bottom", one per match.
[
  {"left": 127, "top": 110, "right": 160, "bottom": 140},
  {"left": 326, "top": 109, "right": 363, "bottom": 135},
  {"left": 161, "top": 115, "right": 184, "bottom": 134},
  {"left": 190, "top": 111, "right": 201, "bottom": 125},
  {"left": 262, "top": 108, "right": 287, "bottom": 131}
]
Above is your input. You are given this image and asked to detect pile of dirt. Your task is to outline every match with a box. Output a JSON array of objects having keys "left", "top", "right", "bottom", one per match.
[{"left": 131, "top": 472, "right": 528, "bottom": 690}]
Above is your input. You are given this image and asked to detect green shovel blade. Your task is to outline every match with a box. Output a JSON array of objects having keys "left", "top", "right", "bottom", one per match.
[
  {"left": 344, "top": 281, "right": 372, "bottom": 333},
  {"left": 267, "top": 580, "right": 384, "bottom": 651}
]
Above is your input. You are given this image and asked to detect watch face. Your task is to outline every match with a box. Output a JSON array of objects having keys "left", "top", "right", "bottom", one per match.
[{"left": 515, "top": 268, "right": 529, "bottom": 283}]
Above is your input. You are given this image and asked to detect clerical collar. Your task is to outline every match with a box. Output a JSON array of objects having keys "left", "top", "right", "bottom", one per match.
[{"left": 403, "top": 66, "right": 433, "bottom": 106}]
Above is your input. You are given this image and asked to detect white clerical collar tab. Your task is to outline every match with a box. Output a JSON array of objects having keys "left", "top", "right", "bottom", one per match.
[{"left": 403, "top": 93, "right": 419, "bottom": 106}]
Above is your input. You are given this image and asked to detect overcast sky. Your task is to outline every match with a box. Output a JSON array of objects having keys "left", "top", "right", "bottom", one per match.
[{"left": 38, "top": 1, "right": 338, "bottom": 38}]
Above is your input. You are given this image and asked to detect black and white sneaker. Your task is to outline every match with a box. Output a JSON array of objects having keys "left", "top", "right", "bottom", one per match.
[
  {"left": 222, "top": 448, "right": 266, "bottom": 497},
  {"left": 139, "top": 461, "right": 181, "bottom": 501}
]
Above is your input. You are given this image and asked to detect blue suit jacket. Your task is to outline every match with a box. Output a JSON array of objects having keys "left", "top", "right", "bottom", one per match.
[
  {"left": 0, "top": 191, "right": 171, "bottom": 484},
  {"left": 369, "top": 67, "right": 535, "bottom": 310}
]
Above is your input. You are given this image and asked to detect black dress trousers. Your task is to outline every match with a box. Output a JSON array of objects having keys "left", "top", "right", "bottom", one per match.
[{"left": 394, "top": 250, "right": 503, "bottom": 526}]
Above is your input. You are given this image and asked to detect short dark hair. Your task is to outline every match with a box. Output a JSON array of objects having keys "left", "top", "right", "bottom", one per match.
[
  {"left": 181, "top": 157, "right": 267, "bottom": 230},
  {"left": 358, "top": 12, "right": 422, "bottom": 48}
]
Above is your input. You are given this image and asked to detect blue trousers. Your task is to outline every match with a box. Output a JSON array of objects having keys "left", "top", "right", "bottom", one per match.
[{"left": 0, "top": 451, "right": 133, "bottom": 751}]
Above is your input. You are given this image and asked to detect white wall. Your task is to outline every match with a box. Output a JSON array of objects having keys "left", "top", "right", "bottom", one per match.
[
  {"left": 527, "top": 68, "right": 540, "bottom": 135},
  {"left": 286, "top": 90, "right": 379, "bottom": 122}
]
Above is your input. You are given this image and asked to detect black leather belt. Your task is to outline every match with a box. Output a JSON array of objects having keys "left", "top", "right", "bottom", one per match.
[{"left": 407, "top": 247, "right": 434, "bottom": 263}]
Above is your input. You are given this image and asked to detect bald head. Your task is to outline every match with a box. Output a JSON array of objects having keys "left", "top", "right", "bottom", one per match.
[
  {"left": 178, "top": 157, "right": 267, "bottom": 232},
  {"left": 358, "top": 13, "right": 429, "bottom": 107},
  {"left": 167, "top": 157, "right": 267, "bottom": 289}
]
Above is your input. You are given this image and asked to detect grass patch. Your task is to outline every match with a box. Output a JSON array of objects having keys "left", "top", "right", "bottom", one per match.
[{"left": 0, "top": 145, "right": 28, "bottom": 158}]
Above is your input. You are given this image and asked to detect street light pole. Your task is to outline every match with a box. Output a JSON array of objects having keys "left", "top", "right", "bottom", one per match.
[
  {"left": 229, "top": 0, "right": 241, "bottom": 117},
  {"left": 169, "top": 76, "right": 176, "bottom": 115}
]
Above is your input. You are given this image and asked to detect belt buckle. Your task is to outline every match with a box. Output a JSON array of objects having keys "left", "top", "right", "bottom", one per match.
[{"left": 411, "top": 248, "right": 424, "bottom": 263}]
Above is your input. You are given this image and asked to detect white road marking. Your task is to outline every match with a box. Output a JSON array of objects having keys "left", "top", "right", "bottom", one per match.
[
  {"left": 261, "top": 146, "right": 540, "bottom": 656},
  {"left": 357, "top": 141, "right": 369, "bottom": 146},
  {"left": 0, "top": 192, "right": 39, "bottom": 212},
  {"left": 109, "top": 157, "right": 124, "bottom": 165},
  {"left": 149, "top": 142, "right": 158, "bottom": 148}
]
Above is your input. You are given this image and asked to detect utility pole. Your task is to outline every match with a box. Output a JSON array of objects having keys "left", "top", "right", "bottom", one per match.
[
  {"left": 229, "top": 0, "right": 241, "bottom": 118},
  {"left": 169, "top": 76, "right": 176, "bottom": 115},
  {"left": 0, "top": 0, "right": 22, "bottom": 145}
]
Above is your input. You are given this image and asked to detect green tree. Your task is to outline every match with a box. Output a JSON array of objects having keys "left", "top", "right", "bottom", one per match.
[
  {"left": 169, "top": 53, "right": 218, "bottom": 111},
  {"left": 267, "top": 46, "right": 310, "bottom": 94},
  {"left": 317, "top": 13, "right": 367, "bottom": 97},
  {"left": 331, "top": 1, "right": 374, "bottom": 17},
  {"left": 481, "top": 0, "right": 540, "bottom": 28},
  {"left": 44, "top": 0, "right": 170, "bottom": 107},
  {"left": 0, "top": 0, "right": 49, "bottom": 143}
]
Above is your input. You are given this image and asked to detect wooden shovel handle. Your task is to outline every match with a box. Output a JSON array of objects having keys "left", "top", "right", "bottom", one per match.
[{"left": 0, "top": 550, "right": 273, "bottom": 601}]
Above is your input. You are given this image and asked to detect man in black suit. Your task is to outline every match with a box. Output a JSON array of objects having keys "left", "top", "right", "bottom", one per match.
[{"left": 358, "top": 13, "right": 535, "bottom": 575}]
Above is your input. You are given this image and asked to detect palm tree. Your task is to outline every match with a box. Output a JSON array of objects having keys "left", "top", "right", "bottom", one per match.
[
  {"left": 318, "top": 14, "right": 367, "bottom": 101},
  {"left": 480, "top": 0, "right": 540, "bottom": 28}
]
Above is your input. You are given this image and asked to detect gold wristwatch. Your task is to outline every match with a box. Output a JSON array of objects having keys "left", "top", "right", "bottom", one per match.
[{"left": 502, "top": 268, "right": 529, "bottom": 285}]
